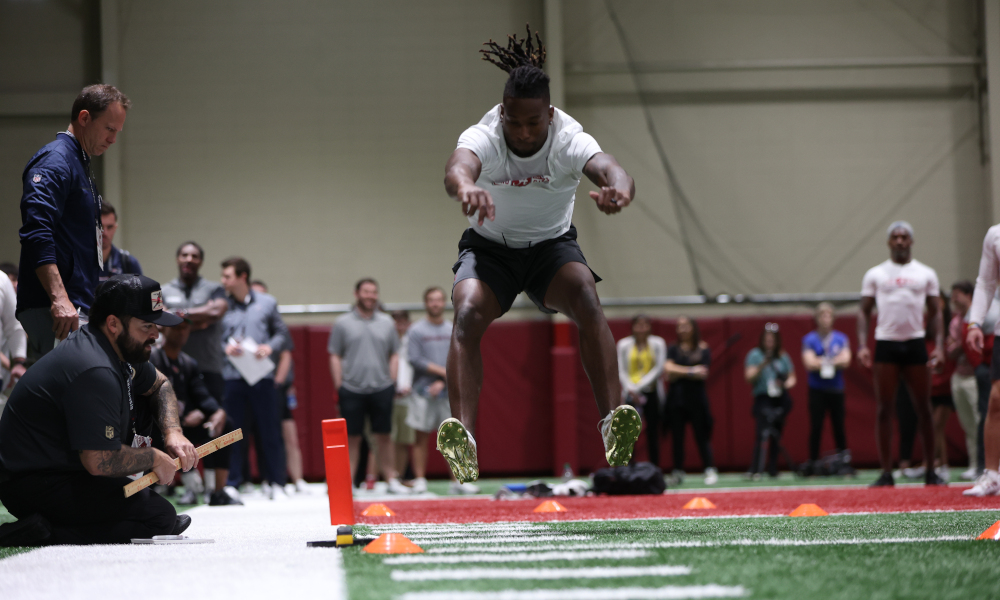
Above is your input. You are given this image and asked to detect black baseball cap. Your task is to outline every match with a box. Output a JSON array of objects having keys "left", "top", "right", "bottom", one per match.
[{"left": 93, "top": 274, "right": 184, "bottom": 326}]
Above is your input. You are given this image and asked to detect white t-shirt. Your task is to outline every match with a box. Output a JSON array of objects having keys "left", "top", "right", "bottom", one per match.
[
  {"left": 861, "top": 259, "right": 940, "bottom": 341},
  {"left": 457, "top": 104, "right": 602, "bottom": 247},
  {"left": 969, "top": 224, "right": 1000, "bottom": 334}
]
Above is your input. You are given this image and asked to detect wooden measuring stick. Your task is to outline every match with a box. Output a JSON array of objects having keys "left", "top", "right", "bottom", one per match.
[{"left": 123, "top": 429, "right": 243, "bottom": 498}]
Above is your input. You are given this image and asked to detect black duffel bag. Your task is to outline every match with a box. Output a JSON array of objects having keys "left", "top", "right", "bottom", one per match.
[{"left": 591, "top": 462, "right": 666, "bottom": 495}]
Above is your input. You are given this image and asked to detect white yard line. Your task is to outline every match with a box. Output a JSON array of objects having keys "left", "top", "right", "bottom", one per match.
[
  {"left": 384, "top": 549, "right": 650, "bottom": 564},
  {"left": 373, "top": 530, "right": 542, "bottom": 539},
  {"left": 411, "top": 535, "right": 592, "bottom": 545},
  {"left": 391, "top": 564, "right": 692, "bottom": 581},
  {"left": 424, "top": 535, "right": 972, "bottom": 553},
  {"left": 0, "top": 495, "right": 348, "bottom": 600},
  {"left": 398, "top": 586, "right": 747, "bottom": 600}
]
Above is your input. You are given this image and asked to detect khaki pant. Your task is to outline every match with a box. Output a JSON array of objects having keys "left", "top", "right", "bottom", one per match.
[{"left": 951, "top": 373, "right": 980, "bottom": 467}]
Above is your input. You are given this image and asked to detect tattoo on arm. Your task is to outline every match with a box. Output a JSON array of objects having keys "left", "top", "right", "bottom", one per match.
[
  {"left": 90, "top": 446, "right": 155, "bottom": 477},
  {"left": 154, "top": 378, "right": 181, "bottom": 432}
]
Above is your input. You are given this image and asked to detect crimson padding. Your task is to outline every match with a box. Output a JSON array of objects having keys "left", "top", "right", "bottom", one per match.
[{"left": 290, "top": 314, "right": 971, "bottom": 480}]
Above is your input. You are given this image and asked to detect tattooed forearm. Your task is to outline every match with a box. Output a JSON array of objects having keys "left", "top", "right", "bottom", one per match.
[
  {"left": 154, "top": 378, "right": 181, "bottom": 431},
  {"left": 84, "top": 446, "right": 155, "bottom": 477}
]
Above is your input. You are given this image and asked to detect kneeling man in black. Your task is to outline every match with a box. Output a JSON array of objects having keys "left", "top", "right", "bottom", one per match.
[{"left": 0, "top": 274, "right": 195, "bottom": 546}]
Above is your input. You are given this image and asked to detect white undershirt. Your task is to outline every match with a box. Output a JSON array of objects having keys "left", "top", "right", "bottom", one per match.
[
  {"left": 457, "top": 105, "right": 602, "bottom": 247},
  {"left": 969, "top": 224, "right": 1000, "bottom": 333},
  {"left": 861, "top": 258, "right": 940, "bottom": 341}
]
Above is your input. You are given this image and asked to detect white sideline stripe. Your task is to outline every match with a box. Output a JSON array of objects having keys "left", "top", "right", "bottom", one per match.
[
  {"left": 424, "top": 535, "right": 970, "bottom": 553},
  {"left": 383, "top": 549, "right": 650, "bottom": 564},
  {"left": 411, "top": 535, "right": 592, "bottom": 545},
  {"left": 391, "top": 565, "right": 692, "bottom": 581},
  {"left": 398, "top": 586, "right": 747, "bottom": 600},
  {"left": 375, "top": 530, "right": 539, "bottom": 539},
  {"left": 368, "top": 522, "right": 545, "bottom": 531}
]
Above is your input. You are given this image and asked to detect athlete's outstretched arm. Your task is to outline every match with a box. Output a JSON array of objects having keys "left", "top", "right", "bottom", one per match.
[
  {"left": 583, "top": 153, "right": 635, "bottom": 215},
  {"left": 445, "top": 149, "right": 495, "bottom": 226}
]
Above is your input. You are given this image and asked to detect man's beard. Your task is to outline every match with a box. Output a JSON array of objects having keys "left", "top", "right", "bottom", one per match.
[{"left": 117, "top": 328, "right": 152, "bottom": 364}]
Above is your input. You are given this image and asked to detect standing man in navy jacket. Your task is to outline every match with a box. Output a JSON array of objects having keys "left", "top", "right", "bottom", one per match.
[{"left": 17, "top": 84, "right": 130, "bottom": 364}]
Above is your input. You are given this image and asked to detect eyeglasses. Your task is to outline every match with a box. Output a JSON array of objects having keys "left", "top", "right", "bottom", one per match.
[{"left": 764, "top": 322, "right": 780, "bottom": 333}]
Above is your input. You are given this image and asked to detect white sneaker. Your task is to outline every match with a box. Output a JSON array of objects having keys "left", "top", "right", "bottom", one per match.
[
  {"left": 935, "top": 466, "right": 951, "bottom": 482},
  {"left": 223, "top": 485, "right": 243, "bottom": 502},
  {"left": 410, "top": 477, "right": 428, "bottom": 494},
  {"left": 449, "top": 480, "right": 480, "bottom": 495},
  {"left": 260, "top": 481, "right": 272, "bottom": 497},
  {"left": 294, "top": 479, "right": 310, "bottom": 494},
  {"left": 963, "top": 470, "right": 1000, "bottom": 497},
  {"left": 269, "top": 483, "right": 289, "bottom": 501},
  {"left": 892, "top": 469, "right": 904, "bottom": 480},
  {"left": 387, "top": 478, "right": 411, "bottom": 494},
  {"left": 704, "top": 467, "right": 719, "bottom": 486},
  {"left": 284, "top": 483, "right": 297, "bottom": 496},
  {"left": 961, "top": 466, "right": 979, "bottom": 481},
  {"left": 901, "top": 466, "right": 925, "bottom": 479},
  {"left": 239, "top": 482, "right": 255, "bottom": 496}
]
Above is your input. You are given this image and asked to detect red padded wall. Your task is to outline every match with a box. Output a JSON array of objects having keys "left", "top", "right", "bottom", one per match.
[{"left": 290, "top": 313, "right": 970, "bottom": 480}]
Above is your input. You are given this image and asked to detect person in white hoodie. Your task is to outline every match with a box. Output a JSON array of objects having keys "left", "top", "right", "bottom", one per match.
[
  {"left": 0, "top": 271, "right": 26, "bottom": 414},
  {"left": 964, "top": 224, "right": 1000, "bottom": 496},
  {"left": 617, "top": 315, "right": 666, "bottom": 468},
  {"left": 438, "top": 26, "right": 639, "bottom": 484}
]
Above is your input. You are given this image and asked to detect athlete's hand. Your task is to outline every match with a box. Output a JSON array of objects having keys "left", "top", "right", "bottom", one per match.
[
  {"left": 857, "top": 347, "right": 872, "bottom": 369},
  {"left": 183, "top": 409, "right": 205, "bottom": 427},
  {"left": 590, "top": 186, "right": 631, "bottom": 215},
  {"left": 967, "top": 327, "right": 985, "bottom": 355},
  {"left": 151, "top": 448, "right": 179, "bottom": 485},
  {"left": 457, "top": 184, "right": 495, "bottom": 226}
]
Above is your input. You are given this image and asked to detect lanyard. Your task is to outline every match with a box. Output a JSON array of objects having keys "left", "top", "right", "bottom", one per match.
[{"left": 123, "top": 361, "right": 136, "bottom": 437}]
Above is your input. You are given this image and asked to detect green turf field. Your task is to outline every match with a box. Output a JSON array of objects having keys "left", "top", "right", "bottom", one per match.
[{"left": 345, "top": 511, "right": 1000, "bottom": 600}]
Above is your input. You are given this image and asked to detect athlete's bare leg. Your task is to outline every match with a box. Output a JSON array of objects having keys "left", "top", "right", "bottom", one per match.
[
  {"left": 900, "top": 364, "right": 936, "bottom": 481},
  {"left": 986, "top": 381, "right": 1000, "bottom": 470},
  {"left": 447, "top": 279, "right": 503, "bottom": 436},
  {"left": 543, "top": 262, "right": 622, "bottom": 417},
  {"left": 872, "top": 363, "right": 901, "bottom": 474}
]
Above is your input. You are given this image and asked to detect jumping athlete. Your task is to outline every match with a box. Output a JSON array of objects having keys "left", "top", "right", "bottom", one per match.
[
  {"left": 437, "top": 26, "right": 640, "bottom": 482},
  {"left": 858, "top": 222, "right": 946, "bottom": 487}
]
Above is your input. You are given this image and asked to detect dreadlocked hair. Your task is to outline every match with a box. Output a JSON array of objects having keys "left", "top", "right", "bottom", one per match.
[{"left": 481, "top": 24, "right": 550, "bottom": 99}]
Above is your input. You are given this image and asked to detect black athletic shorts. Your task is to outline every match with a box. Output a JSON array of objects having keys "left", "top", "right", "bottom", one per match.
[
  {"left": 452, "top": 225, "right": 601, "bottom": 315},
  {"left": 874, "top": 339, "right": 928, "bottom": 366},
  {"left": 931, "top": 394, "right": 955, "bottom": 409},
  {"left": 338, "top": 385, "right": 394, "bottom": 436},
  {"left": 991, "top": 338, "right": 1000, "bottom": 381}
]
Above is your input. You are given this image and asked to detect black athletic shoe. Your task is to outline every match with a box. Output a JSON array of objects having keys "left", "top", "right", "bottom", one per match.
[
  {"left": 925, "top": 472, "right": 947, "bottom": 486},
  {"left": 869, "top": 472, "right": 895, "bottom": 487},
  {"left": 208, "top": 490, "right": 242, "bottom": 506},
  {"left": 0, "top": 514, "right": 52, "bottom": 547},
  {"left": 170, "top": 514, "right": 192, "bottom": 536}
]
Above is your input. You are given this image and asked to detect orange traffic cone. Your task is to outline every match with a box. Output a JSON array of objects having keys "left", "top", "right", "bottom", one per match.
[
  {"left": 363, "top": 533, "right": 424, "bottom": 554},
  {"left": 321, "top": 419, "right": 354, "bottom": 526},
  {"left": 683, "top": 497, "right": 716, "bottom": 509},
  {"left": 789, "top": 503, "right": 828, "bottom": 517},
  {"left": 977, "top": 521, "right": 1000, "bottom": 540},
  {"left": 361, "top": 503, "right": 397, "bottom": 517},
  {"left": 533, "top": 500, "right": 568, "bottom": 513}
]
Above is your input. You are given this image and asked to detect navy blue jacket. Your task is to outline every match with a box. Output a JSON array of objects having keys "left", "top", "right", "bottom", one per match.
[
  {"left": 18, "top": 133, "right": 102, "bottom": 314},
  {"left": 98, "top": 245, "right": 143, "bottom": 283}
]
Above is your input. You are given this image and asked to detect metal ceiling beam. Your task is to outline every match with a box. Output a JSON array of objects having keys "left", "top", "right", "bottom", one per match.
[{"left": 567, "top": 56, "right": 982, "bottom": 75}]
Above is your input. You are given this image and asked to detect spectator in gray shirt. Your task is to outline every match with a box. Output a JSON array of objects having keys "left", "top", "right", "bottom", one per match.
[
  {"left": 406, "top": 287, "right": 479, "bottom": 495},
  {"left": 328, "top": 278, "right": 406, "bottom": 494},
  {"left": 219, "top": 257, "right": 290, "bottom": 500},
  {"left": 161, "top": 242, "right": 229, "bottom": 404}
]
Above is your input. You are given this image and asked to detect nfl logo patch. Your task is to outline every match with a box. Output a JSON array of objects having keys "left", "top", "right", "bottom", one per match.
[
  {"left": 32, "top": 174, "right": 41, "bottom": 184},
  {"left": 151, "top": 290, "right": 164, "bottom": 312},
  {"left": 105, "top": 425, "right": 114, "bottom": 439}
]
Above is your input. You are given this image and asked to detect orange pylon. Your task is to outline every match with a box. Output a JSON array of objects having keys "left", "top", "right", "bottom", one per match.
[
  {"left": 789, "top": 503, "right": 828, "bottom": 517},
  {"left": 977, "top": 521, "right": 1000, "bottom": 540},
  {"left": 363, "top": 533, "right": 424, "bottom": 554},
  {"left": 321, "top": 419, "right": 354, "bottom": 526},
  {"left": 683, "top": 497, "right": 716, "bottom": 509},
  {"left": 361, "top": 503, "right": 396, "bottom": 517},
  {"left": 533, "top": 500, "right": 568, "bottom": 513}
]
